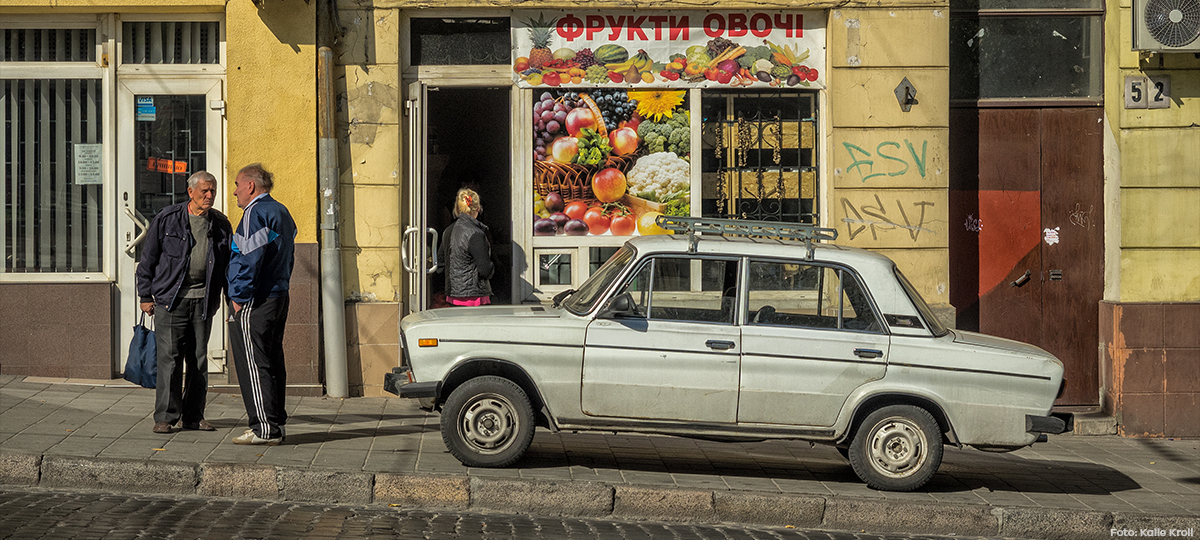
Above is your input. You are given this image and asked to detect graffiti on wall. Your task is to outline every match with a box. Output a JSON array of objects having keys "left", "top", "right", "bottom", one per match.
[
  {"left": 840, "top": 194, "right": 935, "bottom": 241},
  {"left": 842, "top": 139, "right": 928, "bottom": 182},
  {"left": 1069, "top": 203, "right": 1095, "bottom": 230}
]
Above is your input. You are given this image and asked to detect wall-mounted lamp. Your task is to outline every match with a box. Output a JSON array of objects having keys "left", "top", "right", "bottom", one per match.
[{"left": 895, "top": 78, "right": 918, "bottom": 112}]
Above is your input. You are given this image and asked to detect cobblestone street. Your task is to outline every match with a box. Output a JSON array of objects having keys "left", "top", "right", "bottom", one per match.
[{"left": 0, "top": 489, "right": 1014, "bottom": 540}]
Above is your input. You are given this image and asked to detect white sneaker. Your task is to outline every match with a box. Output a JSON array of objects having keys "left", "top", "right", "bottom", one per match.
[{"left": 232, "top": 430, "right": 282, "bottom": 446}]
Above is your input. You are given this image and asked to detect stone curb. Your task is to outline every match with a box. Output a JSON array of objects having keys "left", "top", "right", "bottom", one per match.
[{"left": 3, "top": 452, "right": 1197, "bottom": 537}]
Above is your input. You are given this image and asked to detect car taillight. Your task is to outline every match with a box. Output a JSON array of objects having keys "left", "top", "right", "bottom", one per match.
[{"left": 1057, "top": 378, "right": 1067, "bottom": 399}]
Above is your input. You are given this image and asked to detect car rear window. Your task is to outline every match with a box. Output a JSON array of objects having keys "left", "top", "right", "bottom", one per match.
[{"left": 894, "top": 267, "right": 949, "bottom": 337}]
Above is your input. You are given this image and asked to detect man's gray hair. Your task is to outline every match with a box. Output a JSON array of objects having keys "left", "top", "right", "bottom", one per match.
[
  {"left": 187, "top": 171, "right": 217, "bottom": 189},
  {"left": 237, "top": 163, "right": 273, "bottom": 192}
]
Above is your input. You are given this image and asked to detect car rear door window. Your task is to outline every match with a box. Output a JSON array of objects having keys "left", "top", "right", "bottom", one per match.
[{"left": 747, "top": 260, "right": 883, "bottom": 333}]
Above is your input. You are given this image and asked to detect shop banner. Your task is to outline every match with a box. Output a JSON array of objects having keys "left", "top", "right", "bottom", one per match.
[{"left": 513, "top": 10, "right": 825, "bottom": 90}]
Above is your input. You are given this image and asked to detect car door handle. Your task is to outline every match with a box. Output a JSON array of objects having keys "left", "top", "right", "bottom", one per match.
[
  {"left": 854, "top": 348, "right": 884, "bottom": 359},
  {"left": 706, "top": 340, "right": 736, "bottom": 351}
]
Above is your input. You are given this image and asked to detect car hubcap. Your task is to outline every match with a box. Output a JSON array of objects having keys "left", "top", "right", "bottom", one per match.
[
  {"left": 460, "top": 393, "right": 518, "bottom": 454},
  {"left": 868, "top": 417, "right": 927, "bottom": 478}
]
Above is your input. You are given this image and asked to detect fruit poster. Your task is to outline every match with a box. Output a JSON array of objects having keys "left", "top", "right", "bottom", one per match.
[
  {"left": 532, "top": 88, "right": 689, "bottom": 238},
  {"left": 513, "top": 10, "right": 825, "bottom": 89}
]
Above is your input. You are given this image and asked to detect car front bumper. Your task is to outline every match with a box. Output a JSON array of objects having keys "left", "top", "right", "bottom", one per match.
[{"left": 383, "top": 368, "right": 438, "bottom": 398}]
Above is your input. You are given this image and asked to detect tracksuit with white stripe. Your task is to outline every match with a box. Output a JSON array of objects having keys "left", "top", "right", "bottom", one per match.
[{"left": 228, "top": 192, "right": 297, "bottom": 440}]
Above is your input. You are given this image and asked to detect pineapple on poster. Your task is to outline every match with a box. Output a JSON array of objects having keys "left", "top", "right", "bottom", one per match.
[
  {"left": 531, "top": 88, "right": 689, "bottom": 238},
  {"left": 512, "top": 10, "right": 825, "bottom": 89}
]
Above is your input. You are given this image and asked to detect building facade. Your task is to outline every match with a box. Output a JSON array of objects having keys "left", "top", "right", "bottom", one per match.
[{"left": 2, "top": 0, "right": 1195, "bottom": 436}]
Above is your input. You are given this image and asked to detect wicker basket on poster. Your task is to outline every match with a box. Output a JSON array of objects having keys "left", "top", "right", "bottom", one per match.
[{"left": 533, "top": 154, "right": 638, "bottom": 201}]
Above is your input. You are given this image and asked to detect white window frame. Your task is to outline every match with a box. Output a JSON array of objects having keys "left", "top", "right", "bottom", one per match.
[{"left": 0, "top": 15, "right": 116, "bottom": 282}]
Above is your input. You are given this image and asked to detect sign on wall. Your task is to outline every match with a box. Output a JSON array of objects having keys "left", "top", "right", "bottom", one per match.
[
  {"left": 512, "top": 11, "right": 826, "bottom": 89},
  {"left": 73, "top": 143, "right": 103, "bottom": 185}
]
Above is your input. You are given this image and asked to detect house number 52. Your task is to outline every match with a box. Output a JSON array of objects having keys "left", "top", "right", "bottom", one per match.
[{"left": 1125, "top": 76, "right": 1171, "bottom": 109}]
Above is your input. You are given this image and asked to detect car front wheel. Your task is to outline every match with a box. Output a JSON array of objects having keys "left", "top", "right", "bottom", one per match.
[
  {"left": 848, "top": 404, "right": 943, "bottom": 491},
  {"left": 441, "top": 376, "right": 535, "bottom": 468}
]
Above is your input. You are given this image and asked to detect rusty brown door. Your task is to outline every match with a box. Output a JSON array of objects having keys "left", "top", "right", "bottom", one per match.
[{"left": 950, "top": 107, "right": 1104, "bottom": 405}]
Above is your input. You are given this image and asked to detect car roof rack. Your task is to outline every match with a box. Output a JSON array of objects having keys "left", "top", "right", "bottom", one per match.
[{"left": 655, "top": 216, "right": 838, "bottom": 260}]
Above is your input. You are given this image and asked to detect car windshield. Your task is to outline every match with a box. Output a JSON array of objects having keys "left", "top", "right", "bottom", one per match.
[
  {"left": 562, "top": 245, "right": 636, "bottom": 315},
  {"left": 894, "top": 266, "right": 949, "bottom": 337}
]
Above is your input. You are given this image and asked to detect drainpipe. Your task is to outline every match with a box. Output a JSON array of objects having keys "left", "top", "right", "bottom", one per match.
[{"left": 318, "top": 0, "right": 349, "bottom": 398}]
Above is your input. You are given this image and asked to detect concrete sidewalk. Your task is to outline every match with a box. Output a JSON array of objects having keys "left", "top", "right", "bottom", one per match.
[{"left": 1, "top": 374, "right": 1197, "bottom": 539}]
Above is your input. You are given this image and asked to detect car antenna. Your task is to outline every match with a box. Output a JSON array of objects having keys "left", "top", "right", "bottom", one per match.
[{"left": 654, "top": 216, "right": 838, "bottom": 260}]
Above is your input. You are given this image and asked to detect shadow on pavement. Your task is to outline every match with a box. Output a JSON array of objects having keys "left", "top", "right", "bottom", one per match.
[
  {"left": 283, "top": 423, "right": 439, "bottom": 445},
  {"left": 515, "top": 432, "right": 1142, "bottom": 496}
]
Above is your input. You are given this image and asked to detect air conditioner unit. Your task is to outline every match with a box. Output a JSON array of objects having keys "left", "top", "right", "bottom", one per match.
[{"left": 1133, "top": 0, "right": 1200, "bottom": 51}]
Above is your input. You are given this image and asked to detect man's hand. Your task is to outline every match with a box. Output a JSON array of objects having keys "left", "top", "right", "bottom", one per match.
[
  {"left": 232, "top": 301, "right": 243, "bottom": 313},
  {"left": 140, "top": 302, "right": 155, "bottom": 315}
]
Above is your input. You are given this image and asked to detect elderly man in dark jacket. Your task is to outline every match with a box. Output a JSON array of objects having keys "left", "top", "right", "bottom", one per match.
[{"left": 135, "top": 171, "right": 232, "bottom": 434}]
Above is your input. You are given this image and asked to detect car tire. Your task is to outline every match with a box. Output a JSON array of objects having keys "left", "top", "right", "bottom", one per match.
[
  {"left": 848, "top": 404, "right": 943, "bottom": 491},
  {"left": 440, "top": 376, "right": 535, "bottom": 468}
]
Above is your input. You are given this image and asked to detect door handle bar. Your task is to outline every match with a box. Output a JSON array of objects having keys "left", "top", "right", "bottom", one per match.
[
  {"left": 401, "top": 227, "right": 441, "bottom": 274},
  {"left": 426, "top": 227, "right": 439, "bottom": 274},
  {"left": 1011, "top": 270, "right": 1032, "bottom": 288},
  {"left": 123, "top": 206, "right": 149, "bottom": 255},
  {"left": 706, "top": 339, "right": 736, "bottom": 351},
  {"left": 854, "top": 348, "right": 884, "bottom": 359},
  {"left": 401, "top": 227, "right": 418, "bottom": 273}
]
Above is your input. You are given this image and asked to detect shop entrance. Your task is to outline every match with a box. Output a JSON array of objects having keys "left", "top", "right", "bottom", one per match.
[
  {"left": 116, "top": 78, "right": 225, "bottom": 374},
  {"left": 404, "top": 84, "right": 512, "bottom": 313}
]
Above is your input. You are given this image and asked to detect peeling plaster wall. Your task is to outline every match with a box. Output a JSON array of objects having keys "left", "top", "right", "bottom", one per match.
[
  {"left": 336, "top": 5, "right": 403, "bottom": 306},
  {"left": 827, "top": 6, "right": 952, "bottom": 324},
  {"left": 335, "top": 1, "right": 405, "bottom": 396}
]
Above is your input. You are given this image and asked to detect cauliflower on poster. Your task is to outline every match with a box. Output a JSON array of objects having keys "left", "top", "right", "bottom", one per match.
[{"left": 627, "top": 152, "right": 690, "bottom": 201}]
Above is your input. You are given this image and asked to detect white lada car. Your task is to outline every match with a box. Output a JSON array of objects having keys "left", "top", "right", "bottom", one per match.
[{"left": 385, "top": 217, "right": 1069, "bottom": 491}]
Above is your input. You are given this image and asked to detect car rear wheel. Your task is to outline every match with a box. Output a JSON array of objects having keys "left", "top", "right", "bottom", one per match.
[
  {"left": 848, "top": 405, "right": 943, "bottom": 491},
  {"left": 441, "top": 376, "right": 535, "bottom": 468}
]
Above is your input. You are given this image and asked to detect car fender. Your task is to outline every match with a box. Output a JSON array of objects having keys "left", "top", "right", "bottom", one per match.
[
  {"left": 835, "top": 381, "right": 961, "bottom": 447},
  {"left": 439, "top": 357, "right": 561, "bottom": 431}
]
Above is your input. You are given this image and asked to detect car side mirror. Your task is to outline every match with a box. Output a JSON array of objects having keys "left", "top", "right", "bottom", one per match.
[{"left": 598, "top": 292, "right": 641, "bottom": 319}]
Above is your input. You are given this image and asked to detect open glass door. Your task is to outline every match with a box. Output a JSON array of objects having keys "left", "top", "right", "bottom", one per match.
[
  {"left": 116, "top": 78, "right": 224, "bottom": 373},
  {"left": 402, "top": 81, "right": 439, "bottom": 314}
]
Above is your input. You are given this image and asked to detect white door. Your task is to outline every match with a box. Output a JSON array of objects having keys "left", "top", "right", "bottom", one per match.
[
  {"left": 116, "top": 77, "right": 225, "bottom": 373},
  {"left": 402, "top": 81, "right": 440, "bottom": 314},
  {"left": 582, "top": 256, "right": 742, "bottom": 423}
]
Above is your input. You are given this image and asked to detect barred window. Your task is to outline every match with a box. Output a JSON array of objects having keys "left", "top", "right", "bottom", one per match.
[
  {"left": 122, "top": 21, "right": 220, "bottom": 65},
  {"left": 2, "top": 79, "right": 105, "bottom": 273},
  {"left": 2, "top": 28, "right": 97, "bottom": 62}
]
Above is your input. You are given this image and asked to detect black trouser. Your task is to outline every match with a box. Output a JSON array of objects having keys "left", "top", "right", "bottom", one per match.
[
  {"left": 153, "top": 297, "right": 212, "bottom": 425},
  {"left": 229, "top": 295, "right": 289, "bottom": 439}
]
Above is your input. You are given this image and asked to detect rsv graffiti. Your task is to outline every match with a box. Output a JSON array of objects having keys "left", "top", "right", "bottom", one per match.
[
  {"left": 842, "top": 139, "right": 928, "bottom": 182},
  {"left": 841, "top": 194, "right": 935, "bottom": 241}
]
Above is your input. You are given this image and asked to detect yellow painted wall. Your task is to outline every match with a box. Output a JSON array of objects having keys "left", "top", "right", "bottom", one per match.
[
  {"left": 225, "top": 0, "right": 318, "bottom": 244},
  {"left": 827, "top": 6, "right": 951, "bottom": 312},
  {"left": 335, "top": 6, "right": 403, "bottom": 305},
  {"left": 1106, "top": 0, "right": 1200, "bottom": 303}
]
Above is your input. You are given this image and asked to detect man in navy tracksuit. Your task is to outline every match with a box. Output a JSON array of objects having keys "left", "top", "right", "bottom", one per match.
[{"left": 227, "top": 163, "right": 297, "bottom": 445}]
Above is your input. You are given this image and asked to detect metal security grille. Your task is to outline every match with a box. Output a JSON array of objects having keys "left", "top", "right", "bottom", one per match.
[
  {"left": 1, "top": 79, "right": 105, "bottom": 272},
  {"left": 2, "top": 29, "right": 97, "bottom": 62},
  {"left": 122, "top": 21, "right": 219, "bottom": 64},
  {"left": 701, "top": 90, "right": 819, "bottom": 224}
]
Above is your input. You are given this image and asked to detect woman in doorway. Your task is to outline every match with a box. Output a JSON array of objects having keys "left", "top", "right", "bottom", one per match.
[{"left": 440, "top": 188, "right": 493, "bottom": 306}]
